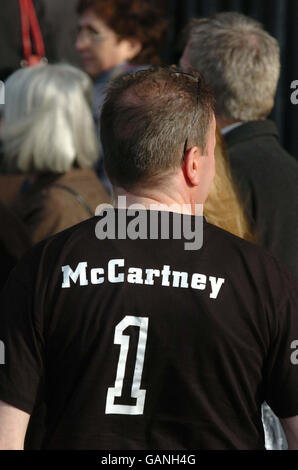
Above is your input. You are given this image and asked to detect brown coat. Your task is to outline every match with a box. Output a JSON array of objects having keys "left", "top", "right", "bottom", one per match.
[
  {"left": 0, "top": 173, "right": 27, "bottom": 207},
  {"left": 14, "top": 168, "right": 110, "bottom": 243}
]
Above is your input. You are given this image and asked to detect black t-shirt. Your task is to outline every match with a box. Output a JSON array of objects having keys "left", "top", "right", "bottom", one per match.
[{"left": 0, "top": 210, "right": 298, "bottom": 450}]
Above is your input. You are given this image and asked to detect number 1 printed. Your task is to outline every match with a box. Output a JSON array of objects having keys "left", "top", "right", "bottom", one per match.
[{"left": 105, "top": 315, "right": 149, "bottom": 415}]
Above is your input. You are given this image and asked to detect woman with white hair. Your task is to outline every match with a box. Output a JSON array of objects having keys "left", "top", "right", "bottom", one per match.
[{"left": 0, "top": 63, "right": 109, "bottom": 243}]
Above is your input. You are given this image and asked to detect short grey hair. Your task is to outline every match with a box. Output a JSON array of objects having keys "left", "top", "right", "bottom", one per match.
[
  {"left": 1, "top": 64, "right": 98, "bottom": 173},
  {"left": 184, "top": 12, "right": 280, "bottom": 121},
  {"left": 101, "top": 66, "right": 214, "bottom": 190}
]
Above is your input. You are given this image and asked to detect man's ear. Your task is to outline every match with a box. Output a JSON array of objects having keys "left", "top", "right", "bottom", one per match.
[
  {"left": 183, "top": 146, "right": 201, "bottom": 186},
  {"left": 121, "top": 37, "right": 142, "bottom": 61}
]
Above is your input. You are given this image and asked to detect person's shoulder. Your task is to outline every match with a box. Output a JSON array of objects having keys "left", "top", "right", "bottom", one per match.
[
  {"left": 10, "top": 216, "right": 98, "bottom": 279},
  {"left": 37, "top": 215, "right": 98, "bottom": 250},
  {"left": 206, "top": 218, "right": 270, "bottom": 259},
  {"left": 205, "top": 219, "right": 255, "bottom": 253},
  {"left": 224, "top": 119, "right": 276, "bottom": 145},
  {"left": 226, "top": 120, "right": 298, "bottom": 165},
  {"left": 47, "top": 168, "right": 108, "bottom": 197},
  {"left": 205, "top": 220, "right": 298, "bottom": 286}
]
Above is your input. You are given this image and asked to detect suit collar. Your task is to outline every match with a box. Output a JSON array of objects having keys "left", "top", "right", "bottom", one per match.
[{"left": 223, "top": 119, "right": 279, "bottom": 147}]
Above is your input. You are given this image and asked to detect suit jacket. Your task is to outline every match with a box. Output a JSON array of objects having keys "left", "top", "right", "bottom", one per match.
[{"left": 224, "top": 119, "right": 298, "bottom": 278}]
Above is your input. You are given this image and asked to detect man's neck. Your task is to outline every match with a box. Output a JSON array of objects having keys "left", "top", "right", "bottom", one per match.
[
  {"left": 113, "top": 189, "right": 204, "bottom": 216},
  {"left": 216, "top": 115, "right": 241, "bottom": 131}
]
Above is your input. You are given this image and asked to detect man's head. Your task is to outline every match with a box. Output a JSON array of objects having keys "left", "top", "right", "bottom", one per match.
[
  {"left": 76, "top": 0, "right": 167, "bottom": 78},
  {"left": 100, "top": 66, "right": 215, "bottom": 204},
  {"left": 180, "top": 12, "right": 280, "bottom": 122}
]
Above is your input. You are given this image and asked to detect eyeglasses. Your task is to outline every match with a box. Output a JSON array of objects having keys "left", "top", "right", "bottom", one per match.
[
  {"left": 170, "top": 70, "right": 201, "bottom": 162},
  {"left": 76, "top": 26, "right": 107, "bottom": 43}
]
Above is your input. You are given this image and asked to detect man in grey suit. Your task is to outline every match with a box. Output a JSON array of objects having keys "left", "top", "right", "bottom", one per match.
[{"left": 180, "top": 12, "right": 298, "bottom": 279}]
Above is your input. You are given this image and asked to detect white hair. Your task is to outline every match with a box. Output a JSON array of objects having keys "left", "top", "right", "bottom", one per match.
[
  {"left": 186, "top": 12, "right": 280, "bottom": 121},
  {"left": 1, "top": 64, "right": 98, "bottom": 173}
]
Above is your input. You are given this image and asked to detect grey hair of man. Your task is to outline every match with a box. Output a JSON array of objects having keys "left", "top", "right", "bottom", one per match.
[
  {"left": 183, "top": 12, "right": 280, "bottom": 122},
  {"left": 1, "top": 64, "right": 98, "bottom": 173},
  {"left": 100, "top": 66, "right": 214, "bottom": 191}
]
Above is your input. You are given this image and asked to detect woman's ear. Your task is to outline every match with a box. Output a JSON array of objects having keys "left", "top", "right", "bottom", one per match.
[{"left": 121, "top": 38, "right": 142, "bottom": 61}]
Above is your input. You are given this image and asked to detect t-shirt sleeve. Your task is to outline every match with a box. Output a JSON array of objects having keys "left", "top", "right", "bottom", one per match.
[
  {"left": 264, "top": 269, "right": 298, "bottom": 418},
  {"left": 0, "top": 261, "right": 44, "bottom": 414}
]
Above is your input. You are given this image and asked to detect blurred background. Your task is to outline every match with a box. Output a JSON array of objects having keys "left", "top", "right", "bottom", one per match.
[{"left": 1, "top": 0, "right": 297, "bottom": 158}]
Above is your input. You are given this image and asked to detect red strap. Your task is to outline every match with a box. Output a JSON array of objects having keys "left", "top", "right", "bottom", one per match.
[
  {"left": 26, "top": 0, "right": 45, "bottom": 58},
  {"left": 19, "top": 0, "right": 32, "bottom": 59},
  {"left": 19, "top": 0, "right": 45, "bottom": 64}
]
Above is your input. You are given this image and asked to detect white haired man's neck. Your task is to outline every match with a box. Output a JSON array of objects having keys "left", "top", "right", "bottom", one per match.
[{"left": 216, "top": 115, "right": 241, "bottom": 131}]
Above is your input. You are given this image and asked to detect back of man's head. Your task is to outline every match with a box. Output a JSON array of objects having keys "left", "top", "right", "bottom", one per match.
[
  {"left": 100, "top": 66, "right": 214, "bottom": 191},
  {"left": 182, "top": 12, "right": 280, "bottom": 122}
]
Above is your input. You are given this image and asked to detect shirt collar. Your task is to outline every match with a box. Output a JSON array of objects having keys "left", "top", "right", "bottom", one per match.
[{"left": 221, "top": 122, "right": 244, "bottom": 136}]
